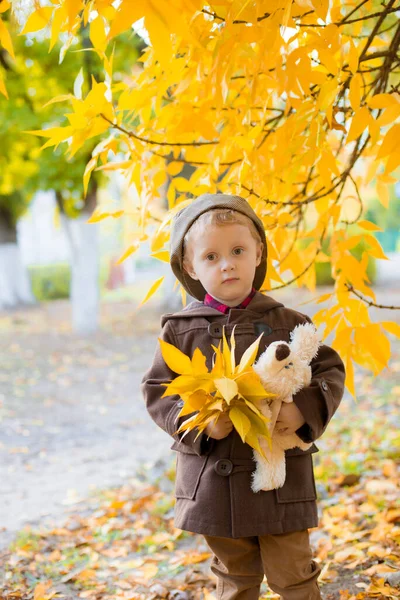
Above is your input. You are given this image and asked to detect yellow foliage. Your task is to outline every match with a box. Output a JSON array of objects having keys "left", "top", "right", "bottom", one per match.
[
  {"left": 20, "top": 6, "right": 54, "bottom": 34},
  {"left": 357, "top": 220, "right": 382, "bottom": 232},
  {"left": 90, "top": 15, "right": 107, "bottom": 55},
  {"left": 10, "top": 0, "right": 399, "bottom": 393},
  {"left": 229, "top": 406, "right": 251, "bottom": 443},
  {"left": 159, "top": 327, "right": 274, "bottom": 453},
  {"left": 139, "top": 276, "right": 165, "bottom": 306},
  {"left": 115, "top": 243, "right": 139, "bottom": 265},
  {"left": 0, "top": 13, "right": 14, "bottom": 61},
  {"left": 347, "top": 106, "right": 371, "bottom": 143},
  {"left": 349, "top": 73, "right": 362, "bottom": 112}
]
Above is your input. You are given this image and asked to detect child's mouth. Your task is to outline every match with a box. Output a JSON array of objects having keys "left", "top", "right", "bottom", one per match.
[{"left": 223, "top": 278, "right": 239, "bottom": 283}]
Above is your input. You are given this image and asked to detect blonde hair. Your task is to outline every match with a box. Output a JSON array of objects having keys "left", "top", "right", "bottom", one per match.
[{"left": 183, "top": 208, "right": 262, "bottom": 265}]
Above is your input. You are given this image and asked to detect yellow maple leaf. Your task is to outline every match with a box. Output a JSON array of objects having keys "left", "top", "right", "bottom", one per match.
[
  {"left": 138, "top": 276, "right": 165, "bottom": 307},
  {"left": 229, "top": 406, "right": 251, "bottom": 443},
  {"left": 161, "top": 327, "right": 272, "bottom": 452},
  {"left": 158, "top": 337, "right": 192, "bottom": 375},
  {"left": 214, "top": 377, "right": 239, "bottom": 404},
  {"left": 237, "top": 333, "right": 264, "bottom": 373},
  {"left": 20, "top": 6, "right": 54, "bottom": 34}
]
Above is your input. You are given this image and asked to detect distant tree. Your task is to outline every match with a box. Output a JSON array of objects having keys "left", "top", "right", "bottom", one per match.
[
  {"left": 0, "top": 6, "right": 144, "bottom": 330},
  {"left": 0, "top": 191, "right": 34, "bottom": 308}
]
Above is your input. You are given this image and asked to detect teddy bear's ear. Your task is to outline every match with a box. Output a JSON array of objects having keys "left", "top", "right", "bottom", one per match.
[{"left": 289, "top": 323, "right": 321, "bottom": 363}]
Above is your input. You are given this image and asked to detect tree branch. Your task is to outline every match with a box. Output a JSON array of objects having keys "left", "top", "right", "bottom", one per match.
[
  {"left": 340, "top": 174, "right": 363, "bottom": 225},
  {"left": 358, "top": 0, "right": 397, "bottom": 62},
  {"left": 201, "top": 8, "right": 274, "bottom": 25},
  {"left": 345, "top": 283, "right": 400, "bottom": 310},
  {"left": 340, "top": 0, "right": 370, "bottom": 25},
  {"left": 100, "top": 113, "right": 218, "bottom": 147},
  {"left": 263, "top": 231, "right": 326, "bottom": 292},
  {"left": 297, "top": 5, "right": 399, "bottom": 28}
]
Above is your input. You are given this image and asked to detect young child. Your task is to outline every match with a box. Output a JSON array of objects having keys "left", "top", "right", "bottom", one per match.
[{"left": 141, "top": 193, "right": 345, "bottom": 600}]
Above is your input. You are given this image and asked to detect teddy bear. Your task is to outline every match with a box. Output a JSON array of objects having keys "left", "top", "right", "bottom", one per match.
[{"left": 251, "top": 322, "right": 321, "bottom": 493}]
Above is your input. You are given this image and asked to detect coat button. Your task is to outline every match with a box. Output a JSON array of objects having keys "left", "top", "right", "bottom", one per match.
[
  {"left": 208, "top": 322, "right": 223, "bottom": 338},
  {"left": 254, "top": 322, "right": 273, "bottom": 336},
  {"left": 214, "top": 459, "right": 233, "bottom": 476},
  {"left": 321, "top": 381, "right": 328, "bottom": 391}
]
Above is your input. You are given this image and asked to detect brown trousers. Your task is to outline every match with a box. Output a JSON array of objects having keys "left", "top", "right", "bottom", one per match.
[{"left": 204, "top": 530, "right": 321, "bottom": 600}]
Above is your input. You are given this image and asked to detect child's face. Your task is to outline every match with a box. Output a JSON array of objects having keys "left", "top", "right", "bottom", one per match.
[{"left": 183, "top": 223, "right": 263, "bottom": 306}]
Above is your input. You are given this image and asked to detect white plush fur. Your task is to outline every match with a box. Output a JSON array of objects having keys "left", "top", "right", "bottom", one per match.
[{"left": 251, "top": 323, "right": 321, "bottom": 493}]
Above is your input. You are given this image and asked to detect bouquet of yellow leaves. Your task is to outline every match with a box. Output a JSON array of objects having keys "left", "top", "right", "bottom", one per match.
[{"left": 159, "top": 326, "right": 275, "bottom": 456}]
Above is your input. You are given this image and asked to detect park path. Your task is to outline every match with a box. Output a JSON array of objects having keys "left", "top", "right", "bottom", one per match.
[
  {"left": 0, "top": 301, "right": 173, "bottom": 550},
  {"left": 0, "top": 285, "right": 399, "bottom": 550}
]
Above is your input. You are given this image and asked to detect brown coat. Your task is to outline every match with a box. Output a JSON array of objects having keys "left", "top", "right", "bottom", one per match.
[{"left": 141, "top": 291, "right": 345, "bottom": 538}]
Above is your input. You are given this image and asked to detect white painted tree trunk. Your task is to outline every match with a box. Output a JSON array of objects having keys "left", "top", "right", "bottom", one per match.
[
  {"left": 64, "top": 214, "right": 99, "bottom": 335},
  {"left": 0, "top": 243, "right": 36, "bottom": 310}
]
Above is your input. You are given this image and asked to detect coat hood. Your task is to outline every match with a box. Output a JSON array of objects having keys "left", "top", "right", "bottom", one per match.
[{"left": 169, "top": 194, "right": 268, "bottom": 301}]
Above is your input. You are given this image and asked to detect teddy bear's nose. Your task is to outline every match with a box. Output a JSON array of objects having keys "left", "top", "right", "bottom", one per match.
[{"left": 275, "top": 344, "right": 290, "bottom": 361}]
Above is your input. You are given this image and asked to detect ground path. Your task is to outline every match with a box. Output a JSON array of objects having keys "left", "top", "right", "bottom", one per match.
[{"left": 0, "top": 299, "right": 173, "bottom": 549}]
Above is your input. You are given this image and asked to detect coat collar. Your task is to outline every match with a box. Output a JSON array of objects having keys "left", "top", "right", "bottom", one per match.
[
  {"left": 204, "top": 286, "right": 256, "bottom": 314},
  {"left": 161, "top": 290, "right": 284, "bottom": 326}
]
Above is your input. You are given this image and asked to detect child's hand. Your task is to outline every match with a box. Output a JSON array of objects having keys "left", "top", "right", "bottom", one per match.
[
  {"left": 204, "top": 412, "right": 233, "bottom": 440},
  {"left": 275, "top": 402, "right": 305, "bottom": 435}
]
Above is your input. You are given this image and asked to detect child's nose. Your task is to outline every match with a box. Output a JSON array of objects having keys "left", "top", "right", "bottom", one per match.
[{"left": 221, "top": 257, "right": 235, "bottom": 270}]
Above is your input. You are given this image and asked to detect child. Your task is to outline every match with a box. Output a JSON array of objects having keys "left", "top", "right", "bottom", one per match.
[{"left": 141, "top": 193, "right": 345, "bottom": 600}]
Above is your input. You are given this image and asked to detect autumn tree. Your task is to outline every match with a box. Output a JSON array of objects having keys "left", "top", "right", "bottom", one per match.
[
  {"left": 3, "top": 0, "right": 400, "bottom": 391},
  {"left": 0, "top": 3, "right": 143, "bottom": 330}
]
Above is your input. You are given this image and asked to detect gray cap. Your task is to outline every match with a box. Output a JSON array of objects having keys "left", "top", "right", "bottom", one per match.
[{"left": 169, "top": 193, "right": 267, "bottom": 301}]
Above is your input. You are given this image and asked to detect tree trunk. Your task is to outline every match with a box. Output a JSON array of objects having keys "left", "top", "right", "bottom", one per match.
[
  {"left": 69, "top": 215, "right": 100, "bottom": 336},
  {"left": 0, "top": 214, "right": 35, "bottom": 310},
  {"left": 56, "top": 189, "right": 99, "bottom": 334},
  {"left": 70, "top": 215, "right": 99, "bottom": 335}
]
